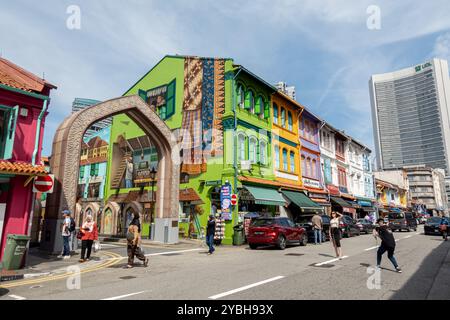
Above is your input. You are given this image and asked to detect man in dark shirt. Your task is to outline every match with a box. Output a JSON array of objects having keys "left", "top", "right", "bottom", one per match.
[
  {"left": 373, "top": 218, "right": 402, "bottom": 273},
  {"left": 206, "top": 215, "right": 216, "bottom": 255}
]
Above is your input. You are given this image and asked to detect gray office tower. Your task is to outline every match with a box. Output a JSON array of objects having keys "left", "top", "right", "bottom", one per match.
[{"left": 370, "top": 58, "right": 450, "bottom": 210}]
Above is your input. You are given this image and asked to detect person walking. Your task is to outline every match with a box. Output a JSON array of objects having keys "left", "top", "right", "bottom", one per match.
[
  {"left": 439, "top": 214, "right": 449, "bottom": 241},
  {"left": 206, "top": 214, "right": 216, "bottom": 255},
  {"left": 61, "top": 211, "right": 72, "bottom": 259},
  {"left": 126, "top": 215, "right": 149, "bottom": 268},
  {"left": 373, "top": 218, "right": 402, "bottom": 273},
  {"left": 311, "top": 213, "right": 323, "bottom": 245},
  {"left": 329, "top": 211, "right": 343, "bottom": 259},
  {"left": 79, "top": 215, "right": 98, "bottom": 263}
]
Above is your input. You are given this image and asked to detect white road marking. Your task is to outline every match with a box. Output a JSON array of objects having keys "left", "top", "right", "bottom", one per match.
[
  {"left": 101, "top": 291, "right": 147, "bottom": 300},
  {"left": 364, "top": 246, "right": 379, "bottom": 251},
  {"left": 8, "top": 295, "right": 26, "bottom": 300},
  {"left": 99, "top": 243, "right": 121, "bottom": 248},
  {"left": 314, "top": 256, "right": 349, "bottom": 267},
  {"left": 106, "top": 248, "right": 203, "bottom": 261},
  {"left": 209, "top": 276, "right": 285, "bottom": 300},
  {"left": 403, "top": 235, "right": 412, "bottom": 239},
  {"left": 144, "top": 248, "right": 203, "bottom": 257}
]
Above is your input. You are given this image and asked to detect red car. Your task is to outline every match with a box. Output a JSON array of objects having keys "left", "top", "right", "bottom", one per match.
[{"left": 247, "top": 217, "right": 308, "bottom": 250}]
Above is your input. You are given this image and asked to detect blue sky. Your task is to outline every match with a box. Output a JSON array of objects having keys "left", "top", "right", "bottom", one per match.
[{"left": 1, "top": 0, "right": 450, "bottom": 157}]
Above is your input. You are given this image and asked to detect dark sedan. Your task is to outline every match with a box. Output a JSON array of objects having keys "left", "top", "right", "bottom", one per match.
[
  {"left": 295, "top": 214, "right": 330, "bottom": 243},
  {"left": 424, "top": 217, "right": 445, "bottom": 235},
  {"left": 356, "top": 219, "right": 376, "bottom": 234}
]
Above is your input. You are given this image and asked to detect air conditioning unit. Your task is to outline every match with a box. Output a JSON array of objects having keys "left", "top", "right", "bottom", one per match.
[{"left": 241, "top": 160, "right": 252, "bottom": 171}]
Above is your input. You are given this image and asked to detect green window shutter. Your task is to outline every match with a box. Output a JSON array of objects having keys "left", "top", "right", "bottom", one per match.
[
  {"left": 95, "top": 163, "right": 99, "bottom": 176},
  {"left": 90, "top": 165, "right": 95, "bottom": 177},
  {"left": 165, "top": 80, "right": 176, "bottom": 119},
  {"left": 138, "top": 89, "right": 147, "bottom": 103},
  {"left": 255, "top": 97, "right": 262, "bottom": 114},
  {"left": 264, "top": 101, "right": 270, "bottom": 119},
  {"left": 80, "top": 166, "right": 84, "bottom": 179},
  {"left": 3, "top": 105, "right": 19, "bottom": 160},
  {"left": 244, "top": 91, "right": 251, "bottom": 110}
]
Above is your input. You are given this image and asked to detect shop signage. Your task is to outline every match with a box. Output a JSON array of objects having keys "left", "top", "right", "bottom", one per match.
[
  {"left": 205, "top": 180, "right": 222, "bottom": 186},
  {"left": 339, "top": 186, "right": 349, "bottom": 194},
  {"left": 302, "top": 178, "right": 321, "bottom": 189},
  {"left": 415, "top": 62, "right": 432, "bottom": 73},
  {"left": 220, "top": 183, "right": 232, "bottom": 221},
  {"left": 327, "top": 184, "right": 340, "bottom": 196}
]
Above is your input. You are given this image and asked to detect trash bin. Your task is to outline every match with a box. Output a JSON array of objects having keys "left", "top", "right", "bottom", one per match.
[
  {"left": 1, "top": 234, "right": 30, "bottom": 270},
  {"left": 233, "top": 224, "right": 245, "bottom": 246}
]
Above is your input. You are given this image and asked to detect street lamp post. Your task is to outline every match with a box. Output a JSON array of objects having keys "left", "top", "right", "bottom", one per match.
[{"left": 149, "top": 167, "right": 157, "bottom": 239}]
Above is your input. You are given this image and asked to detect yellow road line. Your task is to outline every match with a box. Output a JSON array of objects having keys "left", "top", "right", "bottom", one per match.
[{"left": 0, "top": 251, "right": 121, "bottom": 289}]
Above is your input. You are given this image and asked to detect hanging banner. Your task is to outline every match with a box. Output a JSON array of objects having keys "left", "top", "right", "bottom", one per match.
[{"left": 220, "top": 183, "right": 232, "bottom": 221}]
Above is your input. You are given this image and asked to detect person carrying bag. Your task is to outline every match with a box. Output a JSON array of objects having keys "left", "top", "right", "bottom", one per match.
[
  {"left": 439, "top": 215, "right": 449, "bottom": 241},
  {"left": 126, "top": 215, "right": 149, "bottom": 268}
]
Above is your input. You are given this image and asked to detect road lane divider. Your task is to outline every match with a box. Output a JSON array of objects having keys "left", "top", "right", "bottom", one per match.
[
  {"left": 314, "top": 256, "right": 349, "bottom": 267},
  {"left": 364, "top": 246, "right": 379, "bottom": 251},
  {"left": 8, "top": 294, "right": 26, "bottom": 300},
  {"left": 209, "top": 276, "right": 285, "bottom": 300},
  {"left": 102, "top": 290, "right": 147, "bottom": 300}
]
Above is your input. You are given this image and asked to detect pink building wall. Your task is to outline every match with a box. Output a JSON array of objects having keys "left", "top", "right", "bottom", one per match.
[{"left": 0, "top": 88, "right": 49, "bottom": 260}]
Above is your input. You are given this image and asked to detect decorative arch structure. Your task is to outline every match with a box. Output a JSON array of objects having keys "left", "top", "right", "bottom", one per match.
[{"left": 41, "top": 95, "right": 180, "bottom": 253}]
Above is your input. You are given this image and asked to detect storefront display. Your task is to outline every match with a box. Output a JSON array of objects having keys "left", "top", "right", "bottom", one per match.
[{"left": 214, "top": 215, "right": 225, "bottom": 244}]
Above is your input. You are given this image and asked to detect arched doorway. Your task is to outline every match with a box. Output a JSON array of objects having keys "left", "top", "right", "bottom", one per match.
[
  {"left": 41, "top": 95, "right": 180, "bottom": 254},
  {"left": 123, "top": 201, "right": 143, "bottom": 235},
  {"left": 84, "top": 203, "right": 100, "bottom": 231},
  {"left": 102, "top": 202, "right": 120, "bottom": 235}
]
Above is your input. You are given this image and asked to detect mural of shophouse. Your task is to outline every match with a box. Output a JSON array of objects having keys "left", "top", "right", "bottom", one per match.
[
  {"left": 102, "top": 55, "right": 233, "bottom": 242},
  {"left": 76, "top": 126, "right": 110, "bottom": 233},
  {"left": 299, "top": 109, "right": 329, "bottom": 210},
  {"left": 271, "top": 90, "right": 322, "bottom": 221},
  {"left": 0, "top": 58, "right": 56, "bottom": 259}
]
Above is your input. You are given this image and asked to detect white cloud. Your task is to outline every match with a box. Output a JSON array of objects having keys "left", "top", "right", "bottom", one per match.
[{"left": 431, "top": 32, "right": 450, "bottom": 62}]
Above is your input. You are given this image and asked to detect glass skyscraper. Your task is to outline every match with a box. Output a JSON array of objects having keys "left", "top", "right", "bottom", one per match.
[{"left": 369, "top": 58, "right": 450, "bottom": 175}]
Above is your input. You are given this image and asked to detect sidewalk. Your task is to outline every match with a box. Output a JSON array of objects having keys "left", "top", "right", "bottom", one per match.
[
  {"left": 100, "top": 236, "right": 206, "bottom": 248},
  {"left": 1, "top": 237, "right": 208, "bottom": 283}
]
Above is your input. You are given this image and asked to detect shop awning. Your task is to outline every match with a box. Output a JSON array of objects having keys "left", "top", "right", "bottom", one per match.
[
  {"left": 361, "top": 207, "right": 376, "bottom": 213},
  {"left": 244, "top": 186, "right": 286, "bottom": 206},
  {"left": 282, "top": 190, "right": 324, "bottom": 211},
  {"left": 331, "top": 197, "right": 354, "bottom": 209}
]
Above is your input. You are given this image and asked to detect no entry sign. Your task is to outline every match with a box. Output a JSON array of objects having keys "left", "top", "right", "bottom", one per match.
[
  {"left": 33, "top": 174, "right": 54, "bottom": 193},
  {"left": 231, "top": 194, "right": 237, "bottom": 206}
]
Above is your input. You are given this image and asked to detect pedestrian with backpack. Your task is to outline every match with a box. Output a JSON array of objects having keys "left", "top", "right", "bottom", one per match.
[{"left": 126, "top": 214, "right": 148, "bottom": 268}]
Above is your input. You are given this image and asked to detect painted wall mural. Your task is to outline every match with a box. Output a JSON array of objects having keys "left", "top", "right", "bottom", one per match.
[{"left": 180, "top": 57, "right": 225, "bottom": 175}]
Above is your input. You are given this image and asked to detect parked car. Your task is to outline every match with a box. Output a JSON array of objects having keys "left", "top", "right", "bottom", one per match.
[
  {"left": 424, "top": 216, "right": 445, "bottom": 235},
  {"left": 356, "top": 218, "right": 376, "bottom": 234},
  {"left": 295, "top": 214, "right": 330, "bottom": 243},
  {"left": 340, "top": 215, "right": 361, "bottom": 238},
  {"left": 388, "top": 211, "right": 417, "bottom": 232},
  {"left": 247, "top": 217, "right": 308, "bottom": 250}
]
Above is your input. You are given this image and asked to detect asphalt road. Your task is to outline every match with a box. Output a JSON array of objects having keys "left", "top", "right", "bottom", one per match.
[{"left": 1, "top": 225, "right": 449, "bottom": 300}]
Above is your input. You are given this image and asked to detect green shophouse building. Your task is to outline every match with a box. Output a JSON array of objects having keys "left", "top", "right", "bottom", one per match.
[{"left": 104, "top": 55, "right": 280, "bottom": 244}]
